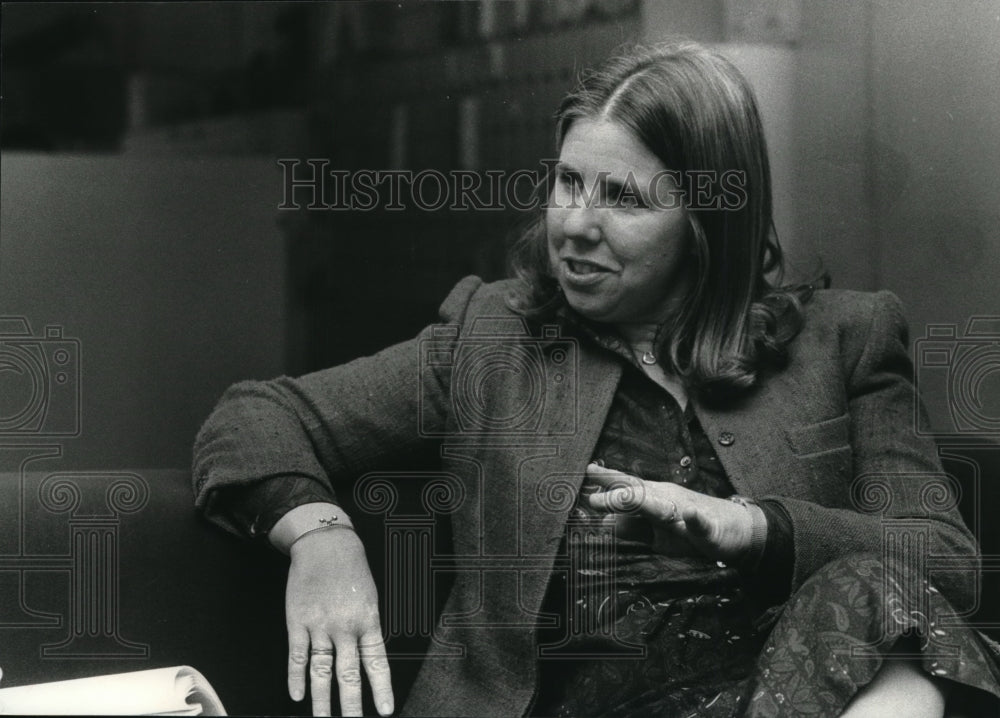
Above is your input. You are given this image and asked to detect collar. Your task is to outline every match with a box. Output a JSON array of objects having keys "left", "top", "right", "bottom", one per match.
[{"left": 555, "top": 303, "right": 656, "bottom": 373}]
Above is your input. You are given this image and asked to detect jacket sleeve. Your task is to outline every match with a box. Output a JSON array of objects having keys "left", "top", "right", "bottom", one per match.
[
  {"left": 767, "top": 291, "right": 980, "bottom": 611},
  {"left": 191, "top": 275, "right": 484, "bottom": 537}
]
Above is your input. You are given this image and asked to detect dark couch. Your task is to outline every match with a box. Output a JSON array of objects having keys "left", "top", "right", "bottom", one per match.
[
  {"left": 0, "top": 468, "right": 292, "bottom": 714},
  {"left": 0, "top": 442, "right": 997, "bottom": 715}
]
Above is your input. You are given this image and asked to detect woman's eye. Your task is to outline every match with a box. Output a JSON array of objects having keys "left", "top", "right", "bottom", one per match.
[
  {"left": 615, "top": 191, "right": 646, "bottom": 210},
  {"left": 556, "top": 170, "right": 578, "bottom": 188}
]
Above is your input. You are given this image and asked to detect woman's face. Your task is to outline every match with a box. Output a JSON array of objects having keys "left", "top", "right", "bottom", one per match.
[{"left": 546, "top": 118, "right": 693, "bottom": 326}]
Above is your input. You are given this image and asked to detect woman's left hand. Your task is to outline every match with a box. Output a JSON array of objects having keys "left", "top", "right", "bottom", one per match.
[{"left": 583, "top": 463, "right": 754, "bottom": 564}]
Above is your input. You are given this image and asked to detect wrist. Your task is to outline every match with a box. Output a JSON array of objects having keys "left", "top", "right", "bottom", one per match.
[
  {"left": 288, "top": 521, "right": 361, "bottom": 559},
  {"left": 269, "top": 502, "right": 355, "bottom": 555},
  {"left": 729, "top": 495, "right": 768, "bottom": 570}
]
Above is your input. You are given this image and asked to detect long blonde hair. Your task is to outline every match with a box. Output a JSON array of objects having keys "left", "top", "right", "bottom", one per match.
[{"left": 508, "top": 42, "right": 824, "bottom": 400}]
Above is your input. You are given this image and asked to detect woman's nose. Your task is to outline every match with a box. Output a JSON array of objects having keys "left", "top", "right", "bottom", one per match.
[{"left": 561, "top": 204, "right": 602, "bottom": 244}]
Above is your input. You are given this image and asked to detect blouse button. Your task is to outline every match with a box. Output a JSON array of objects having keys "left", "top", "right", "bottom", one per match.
[
  {"left": 679, "top": 455, "right": 693, "bottom": 468},
  {"left": 718, "top": 431, "right": 735, "bottom": 447}
]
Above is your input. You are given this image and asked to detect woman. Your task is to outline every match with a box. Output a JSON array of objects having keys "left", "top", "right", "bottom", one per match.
[{"left": 193, "top": 43, "right": 1000, "bottom": 716}]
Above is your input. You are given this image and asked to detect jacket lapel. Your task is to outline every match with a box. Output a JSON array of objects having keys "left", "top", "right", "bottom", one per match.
[{"left": 515, "top": 342, "right": 623, "bottom": 606}]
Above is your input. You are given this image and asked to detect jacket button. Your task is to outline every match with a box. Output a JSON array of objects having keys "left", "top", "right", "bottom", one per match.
[{"left": 718, "top": 431, "right": 735, "bottom": 447}]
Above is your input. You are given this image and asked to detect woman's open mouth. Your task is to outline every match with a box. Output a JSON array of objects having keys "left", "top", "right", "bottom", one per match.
[
  {"left": 562, "top": 258, "right": 612, "bottom": 287},
  {"left": 568, "top": 259, "right": 602, "bottom": 274}
]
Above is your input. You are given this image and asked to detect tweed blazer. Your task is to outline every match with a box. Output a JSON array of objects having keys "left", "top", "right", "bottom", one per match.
[{"left": 193, "top": 275, "right": 979, "bottom": 717}]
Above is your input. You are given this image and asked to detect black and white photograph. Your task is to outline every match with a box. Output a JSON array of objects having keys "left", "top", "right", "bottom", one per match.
[{"left": 1, "top": 1, "right": 999, "bottom": 716}]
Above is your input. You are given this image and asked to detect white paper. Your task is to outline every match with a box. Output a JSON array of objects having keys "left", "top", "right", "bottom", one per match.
[{"left": 0, "top": 665, "right": 226, "bottom": 716}]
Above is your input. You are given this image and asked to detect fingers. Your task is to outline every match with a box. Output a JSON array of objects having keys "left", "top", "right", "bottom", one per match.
[
  {"left": 587, "top": 486, "right": 685, "bottom": 524},
  {"left": 584, "top": 469, "right": 683, "bottom": 525},
  {"left": 584, "top": 463, "right": 645, "bottom": 512},
  {"left": 586, "top": 486, "right": 645, "bottom": 512},
  {"left": 289, "top": 629, "right": 393, "bottom": 717},
  {"left": 360, "top": 629, "right": 395, "bottom": 716},
  {"left": 584, "top": 463, "right": 642, "bottom": 489},
  {"left": 288, "top": 624, "right": 310, "bottom": 702},
  {"left": 333, "top": 637, "right": 364, "bottom": 717},
  {"left": 309, "top": 636, "right": 337, "bottom": 717}
]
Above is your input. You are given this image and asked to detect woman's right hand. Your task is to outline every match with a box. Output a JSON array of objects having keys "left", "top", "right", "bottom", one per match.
[{"left": 286, "top": 528, "right": 394, "bottom": 717}]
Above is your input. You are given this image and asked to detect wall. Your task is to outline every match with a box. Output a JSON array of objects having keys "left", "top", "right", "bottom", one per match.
[
  {"left": 0, "top": 154, "right": 287, "bottom": 470},
  {"left": 786, "top": 0, "right": 875, "bottom": 288},
  {"left": 871, "top": 1, "right": 1000, "bottom": 322},
  {"left": 869, "top": 0, "right": 1000, "bottom": 432}
]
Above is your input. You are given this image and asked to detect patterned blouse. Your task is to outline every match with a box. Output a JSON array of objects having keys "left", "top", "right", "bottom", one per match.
[{"left": 529, "top": 313, "right": 793, "bottom": 716}]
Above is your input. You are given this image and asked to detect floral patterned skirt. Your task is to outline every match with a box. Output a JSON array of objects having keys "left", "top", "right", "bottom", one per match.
[{"left": 531, "top": 552, "right": 1000, "bottom": 717}]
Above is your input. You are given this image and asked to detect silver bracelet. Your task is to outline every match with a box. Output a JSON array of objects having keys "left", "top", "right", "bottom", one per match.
[{"left": 288, "top": 518, "right": 356, "bottom": 551}]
